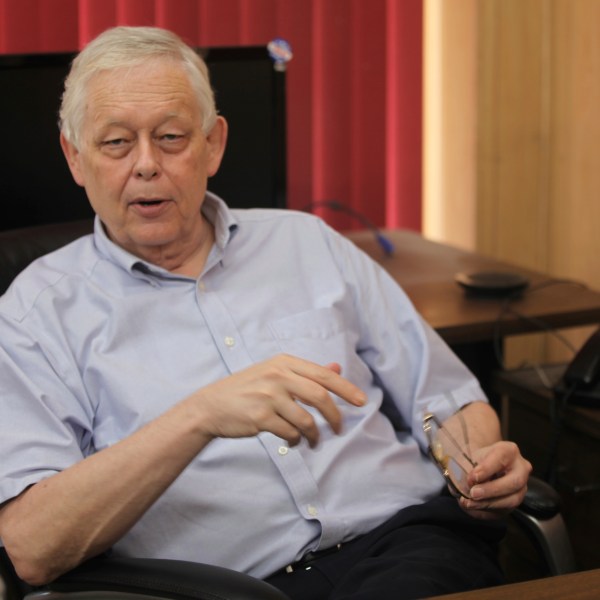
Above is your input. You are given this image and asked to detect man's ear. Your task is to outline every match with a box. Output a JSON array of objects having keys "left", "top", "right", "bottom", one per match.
[
  {"left": 206, "top": 116, "right": 228, "bottom": 178},
  {"left": 60, "top": 132, "right": 86, "bottom": 187}
]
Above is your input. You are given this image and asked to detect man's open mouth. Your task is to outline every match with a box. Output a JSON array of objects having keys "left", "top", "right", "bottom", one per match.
[
  {"left": 129, "top": 199, "right": 172, "bottom": 215},
  {"left": 136, "top": 199, "right": 165, "bottom": 206}
]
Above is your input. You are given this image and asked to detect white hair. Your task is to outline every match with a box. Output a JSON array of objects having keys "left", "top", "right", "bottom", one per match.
[{"left": 59, "top": 26, "right": 217, "bottom": 147}]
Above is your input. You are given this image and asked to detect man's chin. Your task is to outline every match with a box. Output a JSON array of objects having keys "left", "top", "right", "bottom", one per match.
[{"left": 107, "top": 222, "right": 181, "bottom": 255}]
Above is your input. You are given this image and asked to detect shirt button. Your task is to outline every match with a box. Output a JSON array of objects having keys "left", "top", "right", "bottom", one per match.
[
  {"left": 278, "top": 446, "right": 289, "bottom": 456},
  {"left": 198, "top": 281, "right": 206, "bottom": 292},
  {"left": 307, "top": 505, "right": 318, "bottom": 517},
  {"left": 224, "top": 336, "right": 235, "bottom": 348}
]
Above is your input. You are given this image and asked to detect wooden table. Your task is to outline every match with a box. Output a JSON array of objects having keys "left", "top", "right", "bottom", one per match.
[
  {"left": 346, "top": 229, "right": 600, "bottom": 397},
  {"left": 425, "top": 568, "right": 600, "bottom": 599},
  {"left": 346, "top": 229, "right": 600, "bottom": 345}
]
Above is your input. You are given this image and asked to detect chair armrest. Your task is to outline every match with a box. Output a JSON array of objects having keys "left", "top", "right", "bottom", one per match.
[
  {"left": 43, "top": 556, "right": 291, "bottom": 600},
  {"left": 519, "top": 475, "right": 562, "bottom": 519},
  {"left": 511, "top": 475, "right": 577, "bottom": 575}
]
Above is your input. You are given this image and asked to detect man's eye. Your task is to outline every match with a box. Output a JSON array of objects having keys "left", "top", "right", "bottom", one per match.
[
  {"left": 99, "top": 138, "right": 132, "bottom": 156},
  {"left": 161, "top": 134, "right": 183, "bottom": 142},
  {"left": 158, "top": 133, "right": 188, "bottom": 152},
  {"left": 103, "top": 138, "right": 127, "bottom": 147}
]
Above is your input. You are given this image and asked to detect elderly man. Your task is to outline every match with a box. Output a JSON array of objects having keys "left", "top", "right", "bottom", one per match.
[{"left": 0, "top": 26, "right": 530, "bottom": 600}]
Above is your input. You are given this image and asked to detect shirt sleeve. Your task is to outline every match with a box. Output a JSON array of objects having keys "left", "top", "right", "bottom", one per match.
[
  {"left": 0, "top": 313, "right": 94, "bottom": 505},
  {"left": 317, "top": 221, "right": 488, "bottom": 449}
]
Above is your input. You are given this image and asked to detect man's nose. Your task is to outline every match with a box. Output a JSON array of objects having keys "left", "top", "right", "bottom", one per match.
[{"left": 134, "top": 139, "right": 160, "bottom": 180}]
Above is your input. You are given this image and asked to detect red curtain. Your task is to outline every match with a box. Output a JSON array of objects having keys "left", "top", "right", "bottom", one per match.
[{"left": 0, "top": 0, "right": 422, "bottom": 231}]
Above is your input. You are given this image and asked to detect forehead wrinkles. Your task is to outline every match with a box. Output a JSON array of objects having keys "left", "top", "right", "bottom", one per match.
[{"left": 85, "top": 64, "right": 200, "bottom": 127}]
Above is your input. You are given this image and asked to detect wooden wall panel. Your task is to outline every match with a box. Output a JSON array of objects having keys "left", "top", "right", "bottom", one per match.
[
  {"left": 474, "top": 0, "right": 600, "bottom": 364},
  {"left": 423, "top": 0, "right": 477, "bottom": 249},
  {"left": 477, "top": 0, "right": 550, "bottom": 270},
  {"left": 545, "top": 0, "right": 600, "bottom": 358},
  {"left": 549, "top": 0, "right": 600, "bottom": 284}
]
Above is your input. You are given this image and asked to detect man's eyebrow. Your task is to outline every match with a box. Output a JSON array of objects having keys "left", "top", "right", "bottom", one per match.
[
  {"left": 95, "top": 113, "right": 187, "bottom": 132},
  {"left": 153, "top": 111, "right": 193, "bottom": 124},
  {"left": 93, "top": 118, "right": 131, "bottom": 131},
  {"left": 103, "top": 121, "right": 129, "bottom": 129}
]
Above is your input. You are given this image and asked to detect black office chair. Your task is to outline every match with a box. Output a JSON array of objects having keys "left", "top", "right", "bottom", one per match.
[
  {"left": 0, "top": 221, "right": 576, "bottom": 599},
  {"left": 510, "top": 476, "right": 576, "bottom": 577},
  {"left": 0, "top": 550, "right": 292, "bottom": 600}
]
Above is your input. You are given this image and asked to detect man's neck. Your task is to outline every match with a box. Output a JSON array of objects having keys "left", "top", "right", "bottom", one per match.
[{"left": 161, "top": 221, "right": 216, "bottom": 278}]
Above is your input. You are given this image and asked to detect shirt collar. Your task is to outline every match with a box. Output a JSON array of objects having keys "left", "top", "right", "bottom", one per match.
[{"left": 93, "top": 191, "right": 239, "bottom": 281}]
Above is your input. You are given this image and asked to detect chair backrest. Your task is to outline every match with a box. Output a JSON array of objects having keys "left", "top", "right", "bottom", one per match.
[
  {"left": 1, "top": 221, "right": 91, "bottom": 599},
  {"left": 0, "top": 220, "right": 93, "bottom": 296}
]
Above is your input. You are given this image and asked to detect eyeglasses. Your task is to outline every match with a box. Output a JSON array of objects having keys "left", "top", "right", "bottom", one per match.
[{"left": 423, "top": 412, "right": 477, "bottom": 499}]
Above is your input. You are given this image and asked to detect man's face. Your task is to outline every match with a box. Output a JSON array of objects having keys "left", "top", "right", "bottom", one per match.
[{"left": 61, "top": 59, "right": 227, "bottom": 266}]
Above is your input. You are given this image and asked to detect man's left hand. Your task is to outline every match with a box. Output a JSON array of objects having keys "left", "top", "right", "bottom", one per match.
[{"left": 460, "top": 440, "right": 532, "bottom": 519}]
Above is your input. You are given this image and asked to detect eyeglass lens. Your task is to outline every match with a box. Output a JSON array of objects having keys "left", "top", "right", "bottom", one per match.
[{"left": 428, "top": 418, "right": 473, "bottom": 498}]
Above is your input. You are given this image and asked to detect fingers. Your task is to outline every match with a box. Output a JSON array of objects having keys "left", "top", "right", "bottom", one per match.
[
  {"left": 469, "top": 441, "right": 523, "bottom": 484},
  {"left": 288, "top": 357, "right": 367, "bottom": 408},
  {"left": 267, "top": 356, "right": 366, "bottom": 440},
  {"left": 460, "top": 441, "right": 532, "bottom": 517},
  {"left": 253, "top": 408, "right": 317, "bottom": 448},
  {"left": 194, "top": 354, "right": 366, "bottom": 448}
]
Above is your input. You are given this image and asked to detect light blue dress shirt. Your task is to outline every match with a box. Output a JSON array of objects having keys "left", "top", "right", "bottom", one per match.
[{"left": 0, "top": 193, "right": 486, "bottom": 578}]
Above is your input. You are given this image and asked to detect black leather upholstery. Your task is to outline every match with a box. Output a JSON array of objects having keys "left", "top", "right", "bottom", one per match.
[
  {"left": 520, "top": 476, "right": 562, "bottom": 520},
  {"left": 46, "top": 555, "right": 290, "bottom": 600},
  {"left": 0, "top": 220, "right": 93, "bottom": 296},
  {"left": 0, "top": 549, "right": 290, "bottom": 600}
]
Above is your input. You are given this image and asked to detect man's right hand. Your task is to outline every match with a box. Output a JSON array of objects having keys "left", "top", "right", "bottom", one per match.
[
  {"left": 0, "top": 354, "right": 365, "bottom": 586},
  {"left": 188, "top": 354, "right": 367, "bottom": 448}
]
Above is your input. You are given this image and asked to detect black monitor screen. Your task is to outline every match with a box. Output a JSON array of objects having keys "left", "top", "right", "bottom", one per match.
[{"left": 0, "top": 46, "right": 286, "bottom": 231}]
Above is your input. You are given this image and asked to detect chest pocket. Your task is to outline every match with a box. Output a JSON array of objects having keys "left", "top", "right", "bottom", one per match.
[{"left": 268, "top": 306, "right": 356, "bottom": 367}]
